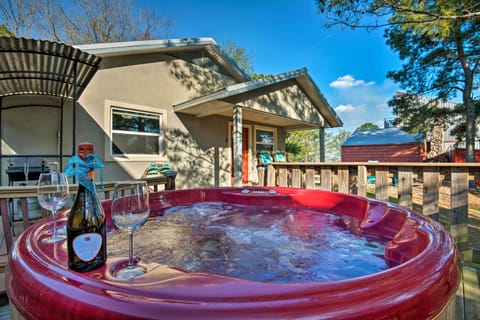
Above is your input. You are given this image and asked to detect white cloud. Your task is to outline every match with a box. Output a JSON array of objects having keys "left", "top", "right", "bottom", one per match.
[
  {"left": 329, "top": 75, "right": 375, "bottom": 89},
  {"left": 326, "top": 79, "right": 398, "bottom": 132},
  {"left": 335, "top": 104, "right": 356, "bottom": 113}
]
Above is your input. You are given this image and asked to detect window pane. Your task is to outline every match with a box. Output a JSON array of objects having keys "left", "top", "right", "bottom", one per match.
[
  {"left": 256, "top": 130, "right": 274, "bottom": 144},
  {"left": 112, "top": 133, "right": 159, "bottom": 155},
  {"left": 256, "top": 144, "right": 274, "bottom": 152},
  {"left": 112, "top": 109, "right": 160, "bottom": 134},
  {"left": 256, "top": 130, "right": 274, "bottom": 152}
]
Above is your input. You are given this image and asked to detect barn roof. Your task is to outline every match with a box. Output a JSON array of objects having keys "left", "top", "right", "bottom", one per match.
[{"left": 342, "top": 127, "right": 423, "bottom": 146}]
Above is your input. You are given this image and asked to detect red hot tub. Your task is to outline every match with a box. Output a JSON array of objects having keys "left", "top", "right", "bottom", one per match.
[{"left": 7, "top": 187, "right": 460, "bottom": 319}]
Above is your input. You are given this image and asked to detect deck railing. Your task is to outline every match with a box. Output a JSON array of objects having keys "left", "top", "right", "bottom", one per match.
[
  {"left": 258, "top": 162, "right": 480, "bottom": 264},
  {"left": 0, "top": 173, "right": 176, "bottom": 254}
]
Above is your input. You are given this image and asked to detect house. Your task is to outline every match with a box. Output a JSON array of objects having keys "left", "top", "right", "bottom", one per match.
[
  {"left": 0, "top": 37, "right": 343, "bottom": 188},
  {"left": 341, "top": 127, "right": 425, "bottom": 162},
  {"left": 394, "top": 91, "right": 480, "bottom": 162}
]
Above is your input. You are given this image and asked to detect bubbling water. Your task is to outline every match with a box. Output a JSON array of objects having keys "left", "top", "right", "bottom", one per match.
[{"left": 108, "top": 202, "right": 389, "bottom": 283}]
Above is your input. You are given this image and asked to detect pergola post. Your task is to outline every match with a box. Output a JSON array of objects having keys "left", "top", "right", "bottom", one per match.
[{"left": 233, "top": 105, "right": 243, "bottom": 186}]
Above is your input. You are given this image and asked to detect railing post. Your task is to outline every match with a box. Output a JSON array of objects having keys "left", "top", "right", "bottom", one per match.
[
  {"left": 450, "top": 167, "right": 469, "bottom": 261},
  {"left": 291, "top": 166, "right": 302, "bottom": 188},
  {"left": 398, "top": 166, "right": 413, "bottom": 209},
  {"left": 423, "top": 166, "right": 439, "bottom": 220},
  {"left": 338, "top": 166, "right": 349, "bottom": 193},
  {"left": 266, "top": 164, "right": 276, "bottom": 186},
  {"left": 278, "top": 166, "right": 288, "bottom": 187},
  {"left": 320, "top": 166, "right": 332, "bottom": 191},
  {"left": 305, "top": 167, "right": 315, "bottom": 189},
  {"left": 375, "top": 166, "right": 389, "bottom": 201},
  {"left": 0, "top": 199, "right": 13, "bottom": 252},
  {"left": 357, "top": 165, "right": 367, "bottom": 197},
  {"left": 257, "top": 166, "right": 265, "bottom": 186}
]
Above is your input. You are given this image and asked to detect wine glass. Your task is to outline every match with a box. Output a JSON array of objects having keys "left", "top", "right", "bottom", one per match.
[
  {"left": 37, "top": 172, "right": 70, "bottom": 243},
  {"left": 111, "top": 181, "right": 150, "bottom": 279}
]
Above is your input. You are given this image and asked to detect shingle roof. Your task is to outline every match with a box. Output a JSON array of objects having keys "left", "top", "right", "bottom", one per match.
[{"left": 342, "top": 127, "right": 423, "bottom": 146}]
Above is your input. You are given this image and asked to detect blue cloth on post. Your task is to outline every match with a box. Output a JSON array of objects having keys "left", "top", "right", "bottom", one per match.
[{"left": 65, "top": 154, "right": 104, "bottom": 193}]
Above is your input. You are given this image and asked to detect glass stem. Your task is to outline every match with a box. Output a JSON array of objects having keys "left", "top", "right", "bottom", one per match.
[
  {"left": 128, "top": 228, "right": 134, "bottom": 266},
  {"left": 51, "top": 209, "right": 57, "bottom": 239}
]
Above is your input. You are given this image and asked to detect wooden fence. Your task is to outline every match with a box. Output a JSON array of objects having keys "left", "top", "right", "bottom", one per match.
[{"left": 258, "top": 162, "right": 480, "bottom": 264}]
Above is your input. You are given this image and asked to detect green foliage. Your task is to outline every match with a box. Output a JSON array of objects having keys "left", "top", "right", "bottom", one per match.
[
  {"left": 221, "top": 39, "right": 255, "bottom": 76},
  {"left": 286, "top": 129, "right": 319, "bottom": 161},
  {"left": 355, "top": 122, "right": 380, "bottom": 131},
  {"left": 325, "top": 129, "right": 350, "bottom": 162},
  {"left": 286, "top": 129, "right": 351, "bottom": 162},
  {"left": 251, "top": 74, "right": 275, "bottom": 80},
  {"left": 0, "top": 24, "right": 14, "bottom": 37},
  {"left": 316, "top": 0, "right": 480, "bottom": 162},
  {"left": 285, "top": 142, "right": 302, "bottom": 155}
]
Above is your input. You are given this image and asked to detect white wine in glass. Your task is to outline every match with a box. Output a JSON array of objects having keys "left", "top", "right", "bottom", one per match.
[
  {"left": 111, "top": 181, "right": 150, "bottom": 279},
  {"left": 37, "top": 172, "right": 70, "bottom": 243}
]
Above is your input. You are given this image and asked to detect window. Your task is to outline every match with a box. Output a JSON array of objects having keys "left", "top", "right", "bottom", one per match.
[
  {"left": 111, "top": 108, "right": 162, "bottom": 156},
  {"left": 255, "top": 128, "right": 276, "bottom": 152}
]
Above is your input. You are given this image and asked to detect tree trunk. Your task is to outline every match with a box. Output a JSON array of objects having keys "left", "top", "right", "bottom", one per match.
[
  {"left": 456, "top": 35, "right": 476, "bottom": 162},
  {"left": 465, "top": 98, "right": 476, "bottom": 162}
]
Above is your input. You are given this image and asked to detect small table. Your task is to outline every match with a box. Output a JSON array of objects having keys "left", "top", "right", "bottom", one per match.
[{"left": 5, "top": 166, "right": 50, "bottom": 186}]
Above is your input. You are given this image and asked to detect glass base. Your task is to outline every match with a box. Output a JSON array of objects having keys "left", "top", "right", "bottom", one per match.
[
  {"left": 113, "top": 264, "right": 147, "bottom": 279},
  {"left": 42, "top": 234, "right": 66, "bottom": 243},
  {"left": 56, "top": 226, "right": 67, "bottom": 238}
]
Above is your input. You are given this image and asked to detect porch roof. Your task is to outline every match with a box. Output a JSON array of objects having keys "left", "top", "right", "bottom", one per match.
[
  {"left": 0, "top": 37, "right": 101, "bottom": 99},
  {"left": 173, "top": 68, "right": 343, "bottom": 129}
]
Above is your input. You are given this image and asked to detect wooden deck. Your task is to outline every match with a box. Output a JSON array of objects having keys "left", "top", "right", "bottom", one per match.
[{"left": 458, "top": 267, "right": 480, "bottom": 320}]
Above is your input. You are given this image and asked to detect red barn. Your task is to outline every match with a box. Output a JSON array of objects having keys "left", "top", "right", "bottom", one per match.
[{"left": 341, "top": 128, "right": 425, "bottom": 162}]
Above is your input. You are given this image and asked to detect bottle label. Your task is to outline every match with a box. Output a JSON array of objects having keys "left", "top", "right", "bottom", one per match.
[{"left": 72, "top": 233, "right": 103, "bottom": 262}]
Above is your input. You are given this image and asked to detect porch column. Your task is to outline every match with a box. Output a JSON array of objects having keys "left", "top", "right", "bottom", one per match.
[
  {"left": 319, "top": 127, "right": 325, "bottom": 162},
  {"left": 233, "top": 105, "right": 243, "bottom": 186}
]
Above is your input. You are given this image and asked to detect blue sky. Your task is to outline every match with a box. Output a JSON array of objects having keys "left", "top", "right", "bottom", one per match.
[{"left": 149, "top": 0, "right": 402, "bottom": 132}]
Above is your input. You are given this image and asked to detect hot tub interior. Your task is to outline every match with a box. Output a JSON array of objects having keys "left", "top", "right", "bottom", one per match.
[{"left": 106, "top": 187, "right": 430, "bottom": 282}]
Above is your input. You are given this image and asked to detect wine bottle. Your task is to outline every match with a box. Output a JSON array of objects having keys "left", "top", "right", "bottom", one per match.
[{"left": 66, "top": 142, "right": 107, "bottom": 272}]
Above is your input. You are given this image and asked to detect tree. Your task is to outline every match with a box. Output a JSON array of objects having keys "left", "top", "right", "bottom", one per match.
[
  {"left": 286, "top": 129, "right": 320, "bottom": 161},
  {"left": 316, "top": 0, "right": 480, "bottom": 162},
  {"left": 0, "top": 0, "right": 173, "bottom": 44},
  {"left": 221, "top": 39, "right": 255, "bottom": 76},
  {"left": 355, "top": 122, "right": 380, "bottom": 131},
  {"left": 325, "top": 129, "right": 351, "bottom": 162}
]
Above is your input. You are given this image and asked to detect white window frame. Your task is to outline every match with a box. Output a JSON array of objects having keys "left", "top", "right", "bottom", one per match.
[
  {"left": 104, "top": 100, "right": 166, "bottom": 161},
  {"left": 254, "top": 125, "right": 277, "bottom": 153}
]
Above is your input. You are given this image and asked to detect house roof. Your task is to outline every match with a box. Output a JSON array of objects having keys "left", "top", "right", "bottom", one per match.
[
  {"left": 342, "top": 127, "right": 423, "bottom": 146},
  {"left": 77, "top": 37, "right": 342, "bottom": 129},
  {"left": 174, "top": 68, "right": 343, "bottom": 128},
  {"left": 0, "top": 37, "right": 101, "bottom": 99},
  {"left": 76, "top": 37, "right": 249, "bottom": 82}
]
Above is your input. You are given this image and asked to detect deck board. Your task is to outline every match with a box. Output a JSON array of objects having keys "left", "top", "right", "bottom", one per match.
[{"left": 463, "top": 267, "right": 480, "bottom": 320}]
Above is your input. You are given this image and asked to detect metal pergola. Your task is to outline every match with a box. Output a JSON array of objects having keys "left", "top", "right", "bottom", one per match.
[{"left": 0, "top": 37, "right": 101, "bottom": 186}]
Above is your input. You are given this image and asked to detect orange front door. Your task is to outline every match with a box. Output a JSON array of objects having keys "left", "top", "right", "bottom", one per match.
[{"left": 230, "top": 127, "right": 249, "bottom": 185}]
